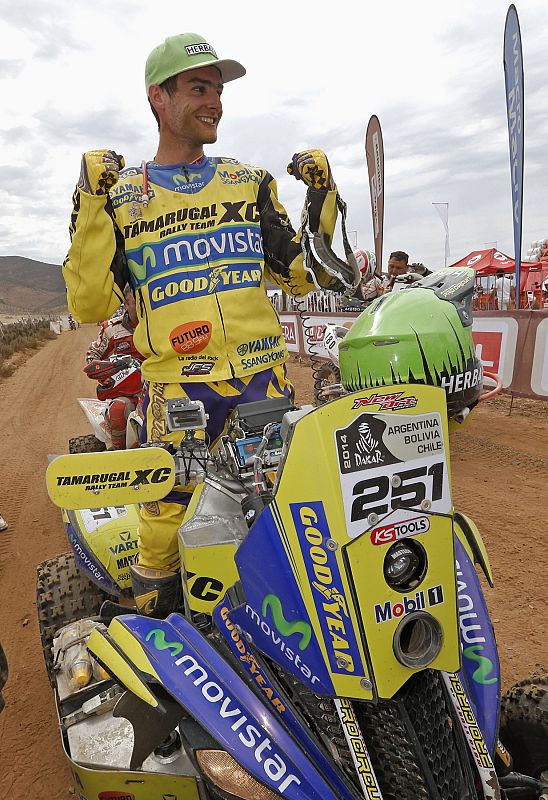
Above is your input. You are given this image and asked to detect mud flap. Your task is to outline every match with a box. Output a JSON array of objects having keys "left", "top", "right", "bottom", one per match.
[{"left": 46, "top": 448, "right": 175, "bottom": 509}]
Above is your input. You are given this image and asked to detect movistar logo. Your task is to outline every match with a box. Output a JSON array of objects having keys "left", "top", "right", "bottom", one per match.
[
  {"left": 145, "top": 628, "right": 183, "bottom": 656},
  {"left": 262, "top": 594, "right": 311, "bottom": 651},
  {"left": 463, "top": 644, "right": 497, "bottom": 685},
  {"left": 174, "top": 171, "right": 202, "bottom": 185}
]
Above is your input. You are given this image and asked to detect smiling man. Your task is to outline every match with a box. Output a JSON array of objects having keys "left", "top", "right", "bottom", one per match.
[{"left": 62, "top": 33, "right": 341, "bottom": 615}]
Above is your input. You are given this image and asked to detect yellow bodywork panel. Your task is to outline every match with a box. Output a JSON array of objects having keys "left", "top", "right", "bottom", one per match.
[
  {"left": 46, "top": 447, "right": 175, "bottom": 509},
  {"left": 87, "top": 626, "right": 158, "bottom": 708},
  {"left": 271, "top": 384, "right": 460, "bottom": 699},
  {"left": 179, "top": 483, "right": 240, "bottom": 615}
]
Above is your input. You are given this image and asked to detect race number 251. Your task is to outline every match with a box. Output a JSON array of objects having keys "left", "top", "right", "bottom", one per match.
[{"left": 350, "top": 463, "right": 444, "bottom": 521}]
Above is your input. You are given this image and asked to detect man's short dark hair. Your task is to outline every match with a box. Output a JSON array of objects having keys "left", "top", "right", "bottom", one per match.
[
  {"left": 149, "top": 74, "right": 179, "bottom": 129},
  {"left": 496, "top": 268, "right": 505, "bottom": 277},
  {"left": 390, "top": 251, "right": 409, "bottom": 263}
]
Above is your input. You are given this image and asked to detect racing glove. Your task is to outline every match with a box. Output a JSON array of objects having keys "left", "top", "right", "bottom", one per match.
[
  {"left": 77, "top": 150, "right": 125, "bottom": 195},
  {"left": 287, "top": 149, "right": 336, "bottom": 191}
]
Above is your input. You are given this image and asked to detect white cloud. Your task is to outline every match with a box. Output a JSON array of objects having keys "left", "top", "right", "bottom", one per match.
[{"left": 0, "top": 0, "right": 546, "bottom": 269}]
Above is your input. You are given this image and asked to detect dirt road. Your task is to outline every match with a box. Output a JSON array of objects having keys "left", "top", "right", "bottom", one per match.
[{"left": 0, "top": 331, "right": 546, "bottom": 798}]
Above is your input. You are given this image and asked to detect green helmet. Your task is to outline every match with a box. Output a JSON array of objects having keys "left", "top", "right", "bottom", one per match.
[{"left": 338, "top": 269, "right": 483, "bottom": 419}]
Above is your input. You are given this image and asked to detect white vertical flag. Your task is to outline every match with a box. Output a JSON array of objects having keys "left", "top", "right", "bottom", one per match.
[{"left": 432, "top": 203, "right": 450, "bottom": 266}]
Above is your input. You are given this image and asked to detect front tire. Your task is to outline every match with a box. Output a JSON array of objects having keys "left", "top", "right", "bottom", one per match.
[
  {"left": 500, "top": 675, "right": 548, "bottom": 782},
  {"left": 68, "top": 434, "right": 106, "bottom": 453},
  {"left": 36, "top": 552, "right": 107, "bottom": 684}
]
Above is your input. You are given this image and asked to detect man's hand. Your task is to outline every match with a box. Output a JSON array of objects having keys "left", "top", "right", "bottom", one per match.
[
  {"left": 77, "top": 150, "right": 125, "bottom": 195},
  {"left": 287, "top": 149, "right": 335, "bottom": 191}
]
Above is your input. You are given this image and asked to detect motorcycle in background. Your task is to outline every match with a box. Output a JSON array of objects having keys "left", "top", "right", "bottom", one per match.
[{"left": 69, "top": 355, "right": 143, "bottom": 454}]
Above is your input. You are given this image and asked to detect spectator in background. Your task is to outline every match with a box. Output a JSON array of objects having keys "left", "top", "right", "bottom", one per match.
[
  {"left": 492, "top": 268, "right": 515, "bottom": 310},
  {"left": 383, "top": 251, "right": 409, "bottom": 292},
  {"left": 352, "top": 249, "right": 383, "bottom": 305}
]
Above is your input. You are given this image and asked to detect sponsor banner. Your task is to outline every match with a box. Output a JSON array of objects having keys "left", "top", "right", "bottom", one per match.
[
  {"left": 66, "top": 525, "right": 118, "bottom": 592},
  {"left": 472, "top": 317, "right": 519, "bottom": 386},
  {"left": 530, "top": 317, "right": 548, "bottom": 396},
  {"left": 46, "top": 449, "right": 175, "bottom": 509},
  {"left": 370, "top": 515, "right": 430, "bottom": 545},
  {"left": 278, "top": 311, "right": 548, "bottom": 401},
  {"left": 180, "top": 361, "right": 215, "bottom": 377},
  {"left": 126, "top": 615, "right": 341, "bottom": 800},
  {"left": 237, "top": 335, "right": 281, "bottom": 356},
  {"left": 365, "top": 115, "right": 384, "bottom": 276},
  {"left": 443, "top": 673, "right": 500, "bottom": 799},
  {"left": 351, "top": 391, "right": 418, "bottom": 412},
  {"left": 334, "top": 698, "right": 383, "bottom": 799},
  {"left": 213, "top": 601, "right": 357, "bottom": 798},
  {"left": 290, "top": 501, "right": 364, "bottom": 676},
  {"left": 280, "top": 316, "right": 300, "bottom": 353},
  {"left": 374, "top": 584, "right": 445, "bottom": 624},
  {"left": 504, "top": 5, "right": 525, "bottom": 308},
  {"left": 334, "top": 411, "right": 450, "bottom": 539},
  {"left": 170, "top": 320, "right": 212, "bottom": 354},
  {"left": 301, "top": 315, "right": 355, "bottom": 357},
  {"left": 218, "top": 166, "right": 262, "bottom": 185},
  {"left": 231, "top": 504, "right": 333, "bottom": 694},
  {"left": 148, "top": 263, "right": 263, "bottom": 309},
  {"left": 455, "top": 537, "right": 500, "bottom": 755},
  {"left": 216, "top": 604, "right": 286, "bottom": 714}
]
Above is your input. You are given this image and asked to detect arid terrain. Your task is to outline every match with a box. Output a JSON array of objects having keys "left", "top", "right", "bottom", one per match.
[{"left": 0, "top": 327, "right": 546, "bottom": 798}]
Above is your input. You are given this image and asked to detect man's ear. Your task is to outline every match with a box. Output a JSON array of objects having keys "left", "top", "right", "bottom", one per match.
[{"left": 148, "top": 84, "right": 165, "bottom": 115}]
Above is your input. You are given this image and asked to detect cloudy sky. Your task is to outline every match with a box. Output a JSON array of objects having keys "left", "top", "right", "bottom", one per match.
[{"left": 0, "top": 0, "right": 546, "bottom": 271}]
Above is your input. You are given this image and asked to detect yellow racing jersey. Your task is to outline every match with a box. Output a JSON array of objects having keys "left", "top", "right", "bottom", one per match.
[{"left": 63, "top": 156, "right": 338, "bottom": 382}]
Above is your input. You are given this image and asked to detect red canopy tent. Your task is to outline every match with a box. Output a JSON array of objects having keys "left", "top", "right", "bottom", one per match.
[{"left": 448, "top": 248, "right": 547, "bottom": 295}]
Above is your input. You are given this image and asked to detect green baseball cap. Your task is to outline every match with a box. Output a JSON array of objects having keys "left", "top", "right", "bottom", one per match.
[{"left": 145, "top": 33, "right": 246, "bottom": 90}]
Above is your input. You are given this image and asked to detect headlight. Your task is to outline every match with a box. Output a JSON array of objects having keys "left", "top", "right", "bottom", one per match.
[
  {"left": 393, "top": 612, "right": 443, "bottom": 668},
  {"left": 383, "top": 540, "right": 426, "bottom": 591},
  {"left": 196, "top": 749, "right": 280, "bottom": 800}
]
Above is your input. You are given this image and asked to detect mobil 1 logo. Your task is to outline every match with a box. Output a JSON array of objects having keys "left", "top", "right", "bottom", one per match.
[{"left": 335, "top": 412, "right": 451, "bottom": 538}]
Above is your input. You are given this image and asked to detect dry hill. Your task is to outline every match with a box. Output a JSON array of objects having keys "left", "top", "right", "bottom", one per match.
[{"left": 0, "top": 256, "right": 67, "bottom": 314}]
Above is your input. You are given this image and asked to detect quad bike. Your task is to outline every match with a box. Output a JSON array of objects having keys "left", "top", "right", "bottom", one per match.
[
  {"left": 69, "top": 355, "right": 143, "bottom": 454},
  {"left": 39, "top": 268, "right": 547, "bottom": 799}
]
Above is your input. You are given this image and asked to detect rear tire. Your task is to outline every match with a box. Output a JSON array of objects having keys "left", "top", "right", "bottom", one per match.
[
  {"left": 314, "top": 362, "right": 342, "bottom": 404},
  {"left": 500, "top": 675, "right": 548, "bottom": 782},
  {"left": 68, "top": 434, "right": 106, "bottom": 454},
  {"left": 36, "top": 552, "right": 107, "bottom": 685}
]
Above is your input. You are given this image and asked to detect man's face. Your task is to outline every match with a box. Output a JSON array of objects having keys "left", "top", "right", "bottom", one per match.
[
  {"left": 124, "top": 292, "right": 138, "bottom": 325},
  {"left": 387, "top": 257, "right": 408, "bottom": 278},
  {"left": 155, "top": 66, "right": 224, "bottom": 146}
]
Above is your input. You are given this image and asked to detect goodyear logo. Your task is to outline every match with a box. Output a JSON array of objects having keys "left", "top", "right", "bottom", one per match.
[
  {"left": 290, "top": 501, "right": 363, "bottom": 675},
  {"left": 149, "top": 265, "right": 263, "bottom": 309},
  {"left": 219, "top": 606, "right": 286, "bottom": 713}
]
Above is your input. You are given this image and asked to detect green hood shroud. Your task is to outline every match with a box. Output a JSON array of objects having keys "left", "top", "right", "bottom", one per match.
[{"left": 339, "top": 287, "right": 477, "bottom": 393}]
